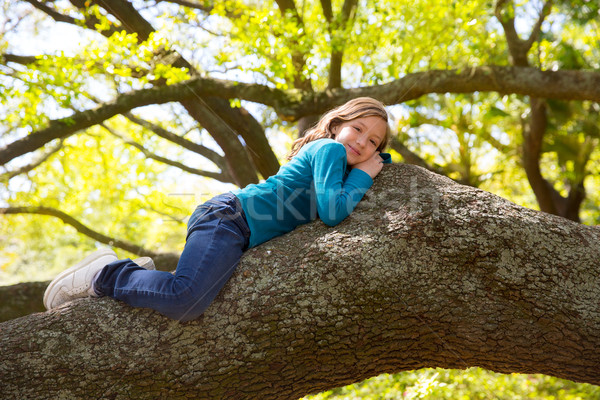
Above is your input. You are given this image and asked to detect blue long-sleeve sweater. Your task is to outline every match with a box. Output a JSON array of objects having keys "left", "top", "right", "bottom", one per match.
[{"left": 234, "top": 138, "right": 391, "bottom": 248}]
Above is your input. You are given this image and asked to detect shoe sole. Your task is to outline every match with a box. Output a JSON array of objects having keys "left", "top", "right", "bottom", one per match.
[{"left": 43, "top": 248, "right": 118, "bottom": 310}]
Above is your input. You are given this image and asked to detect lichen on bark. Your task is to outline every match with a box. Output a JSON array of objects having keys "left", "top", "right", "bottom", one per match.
[{"left": 1, "top": 164, "right": 599, "bottom": 399}]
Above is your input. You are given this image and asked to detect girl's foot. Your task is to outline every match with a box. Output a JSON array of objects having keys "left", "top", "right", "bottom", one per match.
[
  {"left": 132, "top": 256, "right": 155, "bottom": 270},
  {"left": 43, "top": 249, "right": 118, "bottom": 310}
]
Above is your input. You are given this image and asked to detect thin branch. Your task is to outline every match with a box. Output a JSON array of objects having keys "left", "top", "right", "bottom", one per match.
[
  {"left": 194, "top": 21, "right": 222, "bottom": 37},
  {"left": 389, "top": 137, "right": 445, "bottom": 177},
  {"left": 156, "top": 0, "right": 243, "bottom": 19},
  {"left": 494, "top": 0, "right": 553, "bottom": 66},
  {"left": 132, "top": 193, "right": 188, "bottom": 225},
  {"left": 79, "top": 0, "right": 155, "bottom": 41},
  {"left": 525, "top": 0, "right": 553, "bottom": 47},
  {"left": 26, "top": 0, "right": 121, "bottom": 38},
  {"left": 102, "top": 124, "right": 234, "bottom": 183},
  {"left": 1, "top": 52, "right": 149, "bottom": 78},
  {"left": 0, "top": 140, "right": 63, "bottom": 182},
  {"left": 1, "top": 53, "right": 38, "bottom": 65},
  {"left": 24, "top": 0, "right": 78, "bottom": 24},
  {"left": 273, "top": 0, "right": 312, "bottom": 91},
  {"left": 157, "top": 0, "right": 214, "bottom": 13},
  {"left": 123, "top": 113, "right": 226, "bottom": 169},
  {"left": 0, "top": 206, "right": 158, "bottom": 257}
]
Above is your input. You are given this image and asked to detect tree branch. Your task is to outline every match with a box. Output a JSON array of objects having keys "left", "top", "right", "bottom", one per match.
[
  {"left": 180, "top": 99, "right": 260, "bottom": 186},
  {"left": 2, "top": 164, "right": 600, "bottom": 398},
  {"left": 273, "top": 0, "right": 312, "bottom": 92},
  {"left": 495, "top": 1, "right": 575, "bottom": 220},
  {"left": 1, "top": 52, "right": 150, "bottom": 78},
  {"left": 123, "top": 113, "right": 227, "bottom": 170},
  {"left": 25, "top": 0, "right": 121, "bottom": 38},
  {"left": 156, "top": 0, "right": 214, "bottom": 13},
  {"left": 85, "top": 0, "right": 264, "bottom": 186},
  {"left": 319, "top": 0, "right": 333, "bottom": 22},
  {"left": 103, "top": 125, "right": 234, "bottom": 183},
  {"left": 0, "top": 140, "right": 62, "bottom": 182},
  {"left": 524, "top": 0, "right": 553, "bottom": 50},
  {"left": 521, "top": 98, "right": 561, "bottom": 215},
  {"left": 327, "top": 0, "right": 358, "bottom": 89},
  {"left": 560, "top": 137, "right": 597, "bottom": 221},
  {"left": 494, "top": 0, "right": 553, "bottom": 66},
  {"left": 24, "top": 0, "right": 79, "bottom": 24},
  {"left": 295, "top": 66, "right": 600, "bottom": 116},
  {"left": 2, "top": 66, "right": 600, "bottom": 167},
  {"left": 156, "top": 0, "right": 242, "bottom": 19},
  {"left": 1, "top": 53, "right": 38, "bottom": 65},
  {"left": 0, "top": 281, "right": 48, "bottom": 323},
  {"left": 0, "top": 206, "right": 160, "bottom": 258},
  {"left": 210, "top": 105, "right": 281, "bottom": 179},
  {"left": 522, "top": 98, "right": 593, "bottom": 223},
  {"left": 0, "top": 76, "right": 282, "bottom": 166},
  {"left": 78, "top": 0, "right": 155, "bottom": 41},
  {"left": 389, "top": 137, "right": 445, "bottom": 176}
]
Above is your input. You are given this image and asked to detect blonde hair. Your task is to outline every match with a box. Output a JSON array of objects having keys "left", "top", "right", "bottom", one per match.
[{"left": 287, "top": 97, "right": 391, "bottom": 160}]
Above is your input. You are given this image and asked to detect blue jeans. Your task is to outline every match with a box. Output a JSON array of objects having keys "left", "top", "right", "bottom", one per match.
[{"left": 95, "top": 192, "right": 250, "bottom": 322}]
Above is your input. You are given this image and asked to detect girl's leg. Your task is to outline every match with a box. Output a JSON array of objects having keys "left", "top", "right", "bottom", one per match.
[{"left": 94, "top": 193, "right": 250, "bottom": 322}]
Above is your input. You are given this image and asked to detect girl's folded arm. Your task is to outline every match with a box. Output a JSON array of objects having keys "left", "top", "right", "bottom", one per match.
[{"left": 312, "top": 143, "right": 374, "bottom": 226}]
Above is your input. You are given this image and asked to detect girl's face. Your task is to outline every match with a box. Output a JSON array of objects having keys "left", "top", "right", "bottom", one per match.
[{"left": 332, "top": 116, "right": 388, "bottom": 166}]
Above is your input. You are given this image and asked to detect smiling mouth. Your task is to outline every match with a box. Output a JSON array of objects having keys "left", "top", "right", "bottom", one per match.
[{"left": 348, "top": 145, "right": 361, "bottom": 156}]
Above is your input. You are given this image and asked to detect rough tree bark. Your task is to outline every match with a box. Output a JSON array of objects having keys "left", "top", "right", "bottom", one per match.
[{"left": 1, "top": 164, "right": 599, "bottom": 399}]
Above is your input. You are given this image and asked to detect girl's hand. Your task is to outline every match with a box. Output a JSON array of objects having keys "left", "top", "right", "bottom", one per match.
[{"left": 353, "top": 151, "right": 383, "bottom": 179}]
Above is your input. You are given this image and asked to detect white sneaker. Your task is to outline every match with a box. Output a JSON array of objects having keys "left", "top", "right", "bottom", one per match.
[
  {"left": 133, "top": 256, "right": 155, "bottom": 270},
  {"left": 43, "top": 248, "right": 118, "bottom": 310}
]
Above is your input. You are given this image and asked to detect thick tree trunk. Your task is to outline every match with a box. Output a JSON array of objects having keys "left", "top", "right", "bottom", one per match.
[
  {"left": 0, "top": 281, "right": 47, "bottom": 323},
  {"left": 1, "top": 164, "right": 599, "bottom": 399}
]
